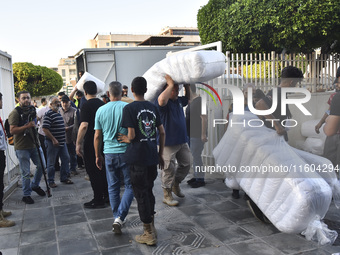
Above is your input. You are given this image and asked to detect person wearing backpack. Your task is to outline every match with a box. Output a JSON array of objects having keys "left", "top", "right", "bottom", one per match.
[{"left": 7, "top": 91, "right": 46, "bottom": 204}]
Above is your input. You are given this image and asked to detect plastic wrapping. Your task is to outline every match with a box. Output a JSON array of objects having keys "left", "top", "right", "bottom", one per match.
[
  {"left": 301, "top": 215, "right": 338, "bottom": 245},
  {"left": 143, "top": 50, "right": 226, "bottom": 102},
  {"left": 213, "top": 112, "right": 338, "bottom": 244},
  {"left": 75, "top": 72, "right": 105, "bottom": 94}
]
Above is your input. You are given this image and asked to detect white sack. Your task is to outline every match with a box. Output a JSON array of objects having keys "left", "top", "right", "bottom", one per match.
[
  {"left": 302, "top": 137, "right": 324, "bottom": 156},
  {"left": 143, "top": 50, "right": 226, "bottom": 102},
  {"left": 213, "top": 112, "right": 338, "bottom": 244},
  {"left": 75, "top": 72, "right": 105, "bottom": 94},
  {"left": 301, "top": 119, "right": 327, "bottom": 140}
]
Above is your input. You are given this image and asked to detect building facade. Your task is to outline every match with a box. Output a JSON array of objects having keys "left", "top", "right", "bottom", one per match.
[
  {"left": 86, "top": 27, "right": 201, "bottom": 48},
  {"left": 57, "top": 56, "right": 77, "bottom": 93}
]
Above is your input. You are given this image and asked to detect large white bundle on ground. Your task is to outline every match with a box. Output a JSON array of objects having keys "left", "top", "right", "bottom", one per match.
[
  {"left": 75, "top": 72, "right": 105, "bottom": 94},
  {"left": 213, "top": 112, "right": 339, "bottom": 244},
  {"left": 300, "top": 119, "right": 326, "bottom": 155},
  {"left": 143, "top": 50, "right": 226, "bottom": 102}
]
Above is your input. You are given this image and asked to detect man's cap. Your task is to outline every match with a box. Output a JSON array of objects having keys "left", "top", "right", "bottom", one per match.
[{"left": 61, "top": 95, "right": 70, "bottom": 102}]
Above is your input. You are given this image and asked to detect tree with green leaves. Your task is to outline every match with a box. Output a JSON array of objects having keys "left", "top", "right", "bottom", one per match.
[
  {"left": 197, "top": 0, "right": 340, "bottom": 54},
  {"left": 13, "top": 62, "right": 63, "bottom": 96}
]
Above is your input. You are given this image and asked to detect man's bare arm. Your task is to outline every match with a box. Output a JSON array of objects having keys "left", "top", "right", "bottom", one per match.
[
  {"left": 76, "top": 122, "right": 88, "bottom": 157},
  {"left": 324, "top": 115, "right": 340, "bottom": 136},
  {"left": 158, "top": 74, "right": 175, "bottom": 107},
  {"left": 10, "top": 122, "right": 35, "bottom": 135}
]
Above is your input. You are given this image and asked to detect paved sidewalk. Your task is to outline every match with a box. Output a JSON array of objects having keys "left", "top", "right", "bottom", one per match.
[{"left": 1, "top": 169, "right": 340, "bottom": 255}]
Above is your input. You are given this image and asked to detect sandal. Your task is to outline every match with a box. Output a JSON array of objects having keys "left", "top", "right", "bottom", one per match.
[
  {"left": 49, "top": 183, "right": 57, "bottom": 188},
  {"left": 61, "top": 179, "right": 74, "bottom": 184}
]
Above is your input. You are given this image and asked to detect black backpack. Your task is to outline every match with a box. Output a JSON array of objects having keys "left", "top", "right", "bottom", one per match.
[{"left": 4, "top": 107, "right": 25, "bottom": 146}]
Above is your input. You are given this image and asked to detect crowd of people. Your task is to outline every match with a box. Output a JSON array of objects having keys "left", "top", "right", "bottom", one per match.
[
  {"left": 1, "top": 66, "right": 340, "bottom": 246},
  {"left": 0, "top": 73, "right": 202, "bottom": 246}
]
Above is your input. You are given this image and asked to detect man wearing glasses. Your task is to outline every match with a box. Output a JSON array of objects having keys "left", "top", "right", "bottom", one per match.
[
  {"left": 8, "top": 91, "right": 46, "bottom": 204},
  {"left": 42, "top": 96, "right": 73, "bottom": 188}
]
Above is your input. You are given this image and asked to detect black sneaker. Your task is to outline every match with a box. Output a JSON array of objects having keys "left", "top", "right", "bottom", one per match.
[
  {"left": 232, "top": 189, "right": 240, "bottom": 199},
  {"left": 189, "top": 181, "right": 205, "bottom": 188},
  {"left": 186, "top": 178, "right": 196, "bottom": 184},
  {"left": 32, "top": 187, "right": 46, "bottom": 197},
  {"left": 84, "top": 200, "right": 105, "bottom": 209},
  {"left": 22, "top": 196, "right": 34, "bottom": 204}
]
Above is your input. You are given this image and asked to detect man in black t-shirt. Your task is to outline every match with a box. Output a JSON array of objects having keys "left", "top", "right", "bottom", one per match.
[
  {"left": 76, "top": 81, "right": 108, "bottom": 209},
  {"left": 119, "top": 77, "right": 165, "bottom": 246}
]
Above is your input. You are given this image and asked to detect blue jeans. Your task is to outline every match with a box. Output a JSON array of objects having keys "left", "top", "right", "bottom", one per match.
[
  {"left": 190, "top": 137, "right": 205, "bottom": 181},
  {"left": 15, "top": 147, "right": 45, "bottom": 196},
  {"left": 105, "top": 153, "right": 134, "bottom": 221},
  {"left": 45, "top": 140, "right": 70, "bottom": 184},
  {"left": 66, "top": 143, "right": 77, "bottom": 172}
]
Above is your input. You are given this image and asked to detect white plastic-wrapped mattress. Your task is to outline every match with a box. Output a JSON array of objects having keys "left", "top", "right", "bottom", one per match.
[
  {"left": 213, "top": 112, "right": 339, "bottom": 244},
  {"left": 143, "top": 50, "right": 226, "bottom": 102}
]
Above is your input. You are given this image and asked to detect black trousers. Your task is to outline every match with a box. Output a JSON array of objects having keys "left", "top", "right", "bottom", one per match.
[
  {"left": 83, "top": 141, "right": 108, "bottom": 202},
  {"left": 130, "top": 164, "right": 158, "bottom": 224},
  {"left": 0, "top": 150, "right": 5, "bottom": 210}
]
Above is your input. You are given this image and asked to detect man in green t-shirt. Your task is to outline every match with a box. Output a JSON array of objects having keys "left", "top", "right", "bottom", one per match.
[{"left": 8, "top": 91, "right": 46, "bottom": 204}]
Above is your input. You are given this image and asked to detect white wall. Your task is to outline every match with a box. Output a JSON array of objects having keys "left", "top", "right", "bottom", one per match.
[{"left": 0, "top": 50, "right": 19, "bottom": 186}]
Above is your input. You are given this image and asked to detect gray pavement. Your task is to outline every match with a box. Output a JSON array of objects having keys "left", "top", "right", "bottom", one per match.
[{"left": 1, "top": 168, "right": 340, "bottom": 255}]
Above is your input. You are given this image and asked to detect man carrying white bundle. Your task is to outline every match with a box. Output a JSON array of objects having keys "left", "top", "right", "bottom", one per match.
[{"left": 155, "top": 74, "right": 192, "bottom": 206}]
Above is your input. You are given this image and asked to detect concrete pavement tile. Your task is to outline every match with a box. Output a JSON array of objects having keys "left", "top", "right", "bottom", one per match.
[
  {"left": 19, "top": 242, "right": 58, "bottom": 255},
  {"left": 22, "top": 217, "right": 55, "bottom": 232},
  {"left": 294, "top": 248, "right": 337, "bottom": 255},
  {"left": 177, "top": 196, "right": 201, "bottom": 207},
  {"left": 178, "top": 204, "right": 214, "bottom": 216},
  {"left": 189, "top": 246, "right": 237, "bottom": 255},
  {"left": 321, "top": 244, "right": 340, "bottom": 254},
  {"left": 52, "top": 196, "right": 83, "bottom": 206},
  {"left": 54, "top": 203, "right": 83, "bottom": 216},
  {"left": 207, "top": 200, "right": 241, "bottom": 212},
  {"left": 192, "top": 213, "right": 232, "bottom": 230},
  {"left": 262, "top": 233, "right": 318, "bottom": 254},
  {"left": 85, "top": 207, "right": 113, "bottom": 221},
  {"left": 90, "top": 218, "right": 114, "bottom": 234},
  {"left": 220, "top": 208, "right": 258, "bottom": 224},
  {"left": 1, "top": 209, "right": 24, "bottom": 221},
  {"left": 2, "top": 199, "right": 26, "bottom": 210},
  {"left": 239, "top": 221, "right": 280, "bottom": 237},
  {"left": 0, "top": 247, "right": 18, "bottom": 255},
  {"left": 95, "top": 231, "right": 133, "bottom": 249},
  {"left": 229, "top": 239, "right": 284, "bottom": 255},
  {"left": 0, "top": 232, "right": 20, "bottom": 249},
  {"left": 101, "top": 245, "right": 143, "bottom": 255},
  {"left": 228, "top": 196, "right": 249, "bottom": 208},
  {"left": 208, "top": 225, "right": 255, "bottom": 244},
  {"left": 142, "top": 242, "right": 187, "bottom": 255},
  {"left": 190, "top": 193, "right": 226, "bottom": 204},
  {"left": 23, "top": 207, "right": 53, "bottom": 219},
  {"left": 0, "top": 220, "right": 22, "bottom": 235},
  {"left": 164, "top": 221, "right": 197, "bottom": 234},
  {"left": 55, "top": 211, "right": 87, "bottom": 226},
  {"left": 59, "top": 237, "right": 98, "bottom": 254},
  {"left": 57, "top": 222, "right": 92, "bottom": 241},
  {"left": 20, "top": 228, "right": 56, "bottom": 246},
  {"left": 23, "top": 197, "right": 52, "bottom": 209}
]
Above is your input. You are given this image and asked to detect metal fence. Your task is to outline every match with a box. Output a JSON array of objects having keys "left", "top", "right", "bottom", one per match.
[{"left": 226, "top": 51, "right": 340, "bottom": 93}]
